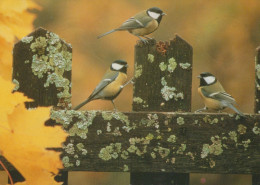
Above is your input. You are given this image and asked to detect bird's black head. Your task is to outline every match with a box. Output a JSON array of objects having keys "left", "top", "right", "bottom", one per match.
[
  {"left": 110, "top": 60, "right": 128, "bottom": 74},
  {"left": 146, "top": 7, "right": 166, "bottom": 24},
  {"left": 198, "top": 72, "right": 217, "bottom": 86}
]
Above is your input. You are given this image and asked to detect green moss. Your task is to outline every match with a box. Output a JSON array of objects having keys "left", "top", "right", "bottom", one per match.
[
  {"left": 147, "top": 54, "right": 154, "bottom": 63},
  {"left": 12, "top": 79, "right": 19, "bottom": 91},
  {"left": 177, "top": 117, "right": 185, "bottom": 125},
  {"left": 168, "top": 57, "right": 177, "bottom": 73},
  {"left": 167, "top": 135, "right": 177, "bottom": 143},
  {"left": 159, "top": 62, "right": 167, "bottom": 71},
  {"left": 179, "top": 63, "right": 191, "bottom": 69},
  {"left": 135, "top": 64, "right": 143, "bottom": 78}
]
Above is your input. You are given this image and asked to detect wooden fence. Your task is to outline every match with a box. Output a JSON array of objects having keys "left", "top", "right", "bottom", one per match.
[{"left": 1, "top": 27, "right": 260, "bottom": 185}]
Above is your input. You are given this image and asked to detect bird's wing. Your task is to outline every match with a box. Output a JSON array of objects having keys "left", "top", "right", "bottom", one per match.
[
  {"left": 116, "top": 17, "right": 145, "bottom": 30},
  {"left": 88, "top": 71, "right": 119, "bottom": 101},
  {"left": 201, "top": 88, "right": 236, "bottom": 105}
]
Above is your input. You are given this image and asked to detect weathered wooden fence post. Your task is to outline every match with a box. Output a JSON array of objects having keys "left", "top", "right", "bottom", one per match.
[
  {"left": 253, "top": 47, "right": 260, "bottom": 185},
  {"left": 11, "top": 27, "right": 72, "bottom": 184},
  {"left": 131, "top": 36, "right": 192, "bottom": 185}
]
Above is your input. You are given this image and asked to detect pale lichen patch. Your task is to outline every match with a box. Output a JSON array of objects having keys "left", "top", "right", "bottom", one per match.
[
  {"left": 176, "top": 144, "right": 186, "bottom": 154},
  {"left": 62, "top": 156, "right": 74, "bottom": 168},
  {"left": 228, "top": 131, "right": 237, "bottom": 142},
  {"left": 177, "top": 117, "right": 185, "bottom": 125},
  {"left": 99, "top": 143, "right": 122, "bottom": 161},
  {"left": 179, "top": 63, "right": 191, "bottom": 69},
  {"left": 135, "top": 64, "right": 143, "bottom": 78},
  {"left": 147, "top": 54, "right": 154, "bottom": 63},
  {"left": 201, "top": 136, "right": 223, "bottom": 158},
  {"left": 21, "top": 36, "right": 34, "bottom": 43},
  {"left": 167, "top": 135, "right": 177, "bottom": 143},
  {"left": 12, "top": 79, "right": 19, "bottom": 91},
  {"left": 237, "top": 124, "right": 247, "bottom": 135},
  {"left": 159, "top": 62, "right": 167, "bottom": 71},
  {"left": 168, "top": 57, "right": 177, "bottom": 73}
]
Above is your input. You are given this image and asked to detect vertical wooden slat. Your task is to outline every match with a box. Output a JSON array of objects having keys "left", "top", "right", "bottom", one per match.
[
  {"left": 253, "top": 46, "right": 260, "bottom": 185},
  {"left": 131, "top": 35, "right": 192, "bottom": 185},
  {"left": 10, "top": 27, "right": 72, "bottom": 184}
]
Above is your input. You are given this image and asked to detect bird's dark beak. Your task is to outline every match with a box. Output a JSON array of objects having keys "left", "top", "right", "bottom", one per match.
[
  {"left": 197, "top": 75, "right": 201, "bottom": 78},
  {"left": 162, "top": 12, "right": 167, "bottom": 16},
  {"left": 126, "top": 64, "right": 129, "bottom": 68}
]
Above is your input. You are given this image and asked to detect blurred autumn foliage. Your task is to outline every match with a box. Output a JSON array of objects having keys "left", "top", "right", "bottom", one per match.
[{"left": 0, "top": 1, "right": 67, "bottom": 184}]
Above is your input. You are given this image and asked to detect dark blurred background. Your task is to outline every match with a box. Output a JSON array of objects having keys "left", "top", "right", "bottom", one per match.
[{"left": 1, "top": 0, "right": 258, "bottom": 184}]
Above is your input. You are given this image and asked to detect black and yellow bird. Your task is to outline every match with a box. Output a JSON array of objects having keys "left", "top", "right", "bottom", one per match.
[
  {"left": 73, "top": 60, "right": 131, "bottom": 111},
  {"left": 196, "top": 72, "right": 245, "bottom": 117},
  {"left": 97, "top": 7, "right": 166, "bottom": 43}
]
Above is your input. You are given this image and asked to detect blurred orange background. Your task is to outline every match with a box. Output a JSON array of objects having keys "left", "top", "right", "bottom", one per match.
[{"left": 1, "top": 0, "right": 260, "bottom": 184}]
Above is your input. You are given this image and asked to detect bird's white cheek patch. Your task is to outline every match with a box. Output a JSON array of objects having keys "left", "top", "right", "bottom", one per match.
[
  {"left": 148, "top": 11, "right": 160, "bottom": 19},
  {"left": 204, "top": 76, "right": 216, "bottom": 84},
  {"left": 112, "top": 63, "right": 124, "bottom": 70}
]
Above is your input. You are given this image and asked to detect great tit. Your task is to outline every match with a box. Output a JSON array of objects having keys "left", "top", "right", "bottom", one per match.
[
  {"left": 196, "top": 72, "right": 245, "bottom": 117},
  {"left": 73, "top": 60, "right": 131, "bottom": 111},
  {"left": 97, "top": 7, "right": 166, "bottom": 44}
]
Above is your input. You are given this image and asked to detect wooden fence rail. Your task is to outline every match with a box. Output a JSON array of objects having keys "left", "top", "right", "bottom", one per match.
[{"left": 0, "top": 27, "right": 260, "bottom": 185}]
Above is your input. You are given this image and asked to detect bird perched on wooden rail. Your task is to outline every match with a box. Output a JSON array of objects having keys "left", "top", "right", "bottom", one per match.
[
  {"left": 196, "top": 72, "right": 245, "bottom": 117},
  {"left": 73, "top": 60, "right": 133, "bottom": 111},
  {"left": 97, "top": 7, "right": 166, "bottom": 44}
]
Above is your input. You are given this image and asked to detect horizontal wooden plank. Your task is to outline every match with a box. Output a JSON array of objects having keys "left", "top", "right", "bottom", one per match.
[{"left": 1, "top": 111, "right": 260, "bottom": 174}]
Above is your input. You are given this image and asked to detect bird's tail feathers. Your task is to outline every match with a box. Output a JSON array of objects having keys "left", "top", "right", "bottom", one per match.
[
  {"left": 228, "top": 104, "right": 245, "bottom": 117},
  {"left": 73, "top": 97, "right": 92, "bottom": 110},
  {"left": 97, "top": 29, "right": 117, "bottom": 39}
]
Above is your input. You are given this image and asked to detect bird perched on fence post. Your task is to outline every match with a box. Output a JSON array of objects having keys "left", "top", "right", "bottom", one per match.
[
  {"left": 196, "top": 72, "right": 245, "bottom": 117},
  {"left": 97, "top": 7, "right": 166, "bottom": 44},
  {"left": 73, "top": 60, "right": 133, "bottom": 111}
]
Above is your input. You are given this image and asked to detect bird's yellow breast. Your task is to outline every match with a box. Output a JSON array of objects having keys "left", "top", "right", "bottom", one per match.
[
  {"left": 198, "top": 87, "right": 224, "bottom": 110},
  {"left": 101, "top": 73, "right": 127, "bottom": 98},
  {"left": 130, "top": 19, "right": 158, "bottom": 36}
]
